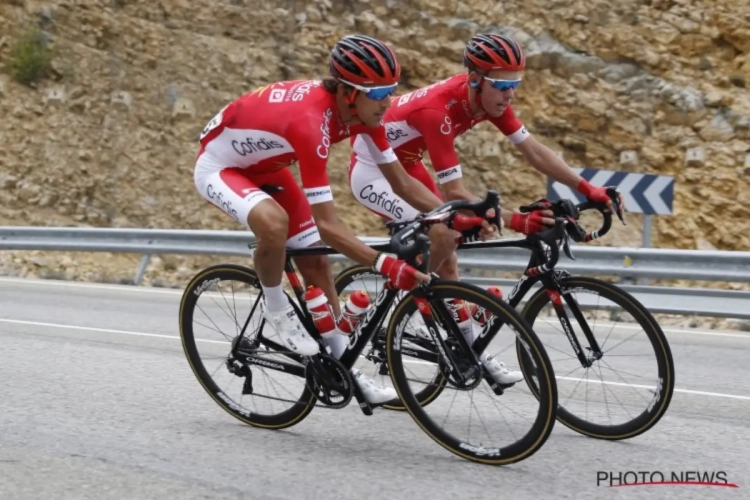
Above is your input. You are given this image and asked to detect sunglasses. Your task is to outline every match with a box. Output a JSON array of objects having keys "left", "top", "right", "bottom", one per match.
[
  {"left": 341, "top": 79, "right": 399, "bottom": 101},
  {"left": 483, "top": 77, "right": 522, "bottom": 92}
]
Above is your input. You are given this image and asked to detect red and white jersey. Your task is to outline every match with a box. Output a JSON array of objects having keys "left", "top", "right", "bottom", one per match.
[
  {"left": 351, "top": 73, "right": 529, "bottom": 184},
  {"left": 197, "top": 80, "right": 397, "bottom": 204}
]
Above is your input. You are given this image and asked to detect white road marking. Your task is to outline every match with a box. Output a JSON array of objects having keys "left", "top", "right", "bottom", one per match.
[
  {"left": 3, "top": 317, "right": 750, "bottom": 402},
  {"left": 2, "top": 277, "right": 749, "bottom": 339},
  {"left": 555, "top": 376, "right": 750, "bottom": 401},
  {"left": 0, "top": 277, "right": 185, "bottom": 295},
  {"left": 0, "top": 318, "right": 227, "bottom": 345},
  {"left": 0, "top": 276, "right": 259, "bottom": 302},
  {"left": 536, "top": 318, "right": 750, "bottom": 339}
]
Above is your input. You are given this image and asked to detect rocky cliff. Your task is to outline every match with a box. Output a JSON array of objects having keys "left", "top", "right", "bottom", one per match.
[{"left": 0, "top": 0, "right": 748, "bottom": 288}]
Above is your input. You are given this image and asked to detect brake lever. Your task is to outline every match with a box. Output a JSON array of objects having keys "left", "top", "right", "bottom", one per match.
[
  {"left": 476, "top": 190, "right": 502, "bottom": 229},
  {"left": 606, "top": 187, "right": 626, "bottom": 225},
  {"left": 561, "top": 225, "right": 575, "bottom": 260}
]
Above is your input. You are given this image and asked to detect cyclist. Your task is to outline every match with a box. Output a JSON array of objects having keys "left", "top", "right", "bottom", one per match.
[
  {"left": 193, "top": 34, "right": 465, "bottom": 404},
  {"left": 348, "top": 33, "right": 624, "bottom": 385}
]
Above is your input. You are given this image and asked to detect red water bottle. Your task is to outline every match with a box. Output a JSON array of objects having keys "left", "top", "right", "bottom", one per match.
[
  {"left": 446, "top": 298, "right": 471, "bottom": 323},
  {"left": 337, "top": 290, "right": 371, "bottom": 335},
  {"left": 471, "top": 286, "right": 504, "bottom": 326},
  {"left": 445, "top": 298, "right": 475, "bottom": 343},
  {"left": 304, "top": 286, "right": 336, "bottom": 335}
]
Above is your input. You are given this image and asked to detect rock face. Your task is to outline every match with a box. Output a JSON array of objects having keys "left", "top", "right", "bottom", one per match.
[{"left": 0, "top": 0, "right": 749, "bottom": 286}]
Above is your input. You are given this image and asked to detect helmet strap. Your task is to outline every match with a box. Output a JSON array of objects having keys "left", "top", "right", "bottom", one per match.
[
  {"left": 345, "top": 88, "right": 361, "bottom": 121},
  {"left": 474, "top": 79, "right": 484, "bottom": 103},
  {"left": 472, "top": 76, "right": 485, "bottom": 105},
  {"left": 468, "top": 69, "right": 484, "bottom": 94},
  {"left": 345, "top": 88, "right": 359, "bottom": 105},
  {"left": 335, "top": 83, "right": 362, "bottom": 122},
  {"left": 466, "top": 72, "right": 486, "bottom": 116}
]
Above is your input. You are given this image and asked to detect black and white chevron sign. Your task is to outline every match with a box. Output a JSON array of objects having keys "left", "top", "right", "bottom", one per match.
[{"left": 546, "top": 168, "right": 675, "bottom": 215}]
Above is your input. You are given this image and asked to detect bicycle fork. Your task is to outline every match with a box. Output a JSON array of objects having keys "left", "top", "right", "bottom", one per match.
[{"left": 541, "top": 277, "right": 603, "bottom": 368}]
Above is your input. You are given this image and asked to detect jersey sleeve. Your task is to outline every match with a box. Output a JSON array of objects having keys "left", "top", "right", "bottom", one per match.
[
  {"left": 406, "top": 108, "right": 462, "bottom": 184},
  {"left": 355, "top": 125, "right": 398, "bottom": 165},
  {"left": 489, "top": 105, "right": 530, "bottom": 144},
  {"left": 286, "top": 116, "right": 333, "bottom": 205}
]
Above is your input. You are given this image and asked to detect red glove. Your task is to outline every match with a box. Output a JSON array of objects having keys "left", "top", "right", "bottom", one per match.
[
  {"left": 374, "top": 254, "right": 419, "bottom": 291},
  {"left": 451, "top": 214, "right": 485, "bottom": 232},
  {"left": 509, "top": 212, "right": 547, "bottom": 235},
  {"left": 578, "top": 179, "right": 610, "bottom": 205}
]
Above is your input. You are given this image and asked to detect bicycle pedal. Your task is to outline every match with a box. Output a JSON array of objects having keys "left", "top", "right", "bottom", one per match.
[
  {"left": 489, "top": 382, "right": 505, "bottom": 396},
  {"left": 490, "top": 381, "right": 516, "bottom": 395},
  {"left": 378, "top": 362, "right": 389, "bottom": 376},
  {"left": 358, "top": 401, "right": 374, "bottom": 416}
]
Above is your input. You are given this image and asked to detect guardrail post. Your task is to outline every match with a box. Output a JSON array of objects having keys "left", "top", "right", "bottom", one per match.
[
  {"left": 641, "top": 215, "right": 652, "bottom": 286},
  {"left": 620, "top": 254, "right": 635, "bottom": 289},
  {"left": 133, "top": 254, "right": 151, "bottom": 285}
]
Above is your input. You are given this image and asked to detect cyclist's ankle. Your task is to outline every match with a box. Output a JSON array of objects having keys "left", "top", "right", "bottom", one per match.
[{"left": 262, "top": 283, "right": 287, "bottom": 312}]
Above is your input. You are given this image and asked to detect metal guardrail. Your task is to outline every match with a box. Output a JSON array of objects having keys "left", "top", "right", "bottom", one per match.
[{"left": 1, "top": 226, "right": 749, "bottom": 320}]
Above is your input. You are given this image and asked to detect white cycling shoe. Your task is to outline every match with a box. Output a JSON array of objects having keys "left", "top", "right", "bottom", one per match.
[
  {"left": 415, "top": 325, "right": 524, "bottom": 385},
  {"left": 351, "top": 368, "right": 397, "bottom": 405},
  {"left": 480, "top": 353, "right": 524, "bottom": 385},
  {"left": 263, "top": 303, "right": 320, "bottom": 357}
]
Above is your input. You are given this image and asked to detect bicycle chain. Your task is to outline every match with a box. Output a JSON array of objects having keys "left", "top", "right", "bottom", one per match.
[
  {"left": 228, "top": 347, "right": 459, "bottom": 410},
  {"left": 230, "top": 347, "right": 353, "bottom": 410}
]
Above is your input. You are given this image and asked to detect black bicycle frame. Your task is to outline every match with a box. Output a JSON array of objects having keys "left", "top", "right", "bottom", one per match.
[
  {"left": 233, "top": 223, "right": 605, "bottom": 380},
  {"left": 461, "top": 238, "right": 603, "bottom": 368},
  {"left": 236, "top": 241, "right": 476, "bottom": 381},
  {"left": 236, "top": 242, "right": 403, "bottom": 378}
]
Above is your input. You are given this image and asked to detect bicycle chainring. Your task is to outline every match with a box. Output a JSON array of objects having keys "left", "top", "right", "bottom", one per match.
[
  {"left": 304, "top": 353, "right": 353, "bottom": 409},
  {"left": 438, "top": 339, "right": 483, "bottom": 391}
]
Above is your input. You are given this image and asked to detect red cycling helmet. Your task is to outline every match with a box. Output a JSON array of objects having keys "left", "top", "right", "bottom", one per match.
[
  {"left": 329, "top": 34, "right": 401, "bottom": 87},
  {"left": 463, "top": 33, "right": 526, "bottom": 73}
]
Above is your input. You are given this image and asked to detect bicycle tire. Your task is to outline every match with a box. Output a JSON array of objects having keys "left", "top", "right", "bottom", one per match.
[
  {"left": 179, "top": 263, "right": 317, "bottom": 430},
  {"left": 334, "top": 264, "right": 448, "bottom": 411},
  {"left": 517, "top": 276, "right": 675, "bottom": 440},
  {"left": 386, "top": 281, "right": 558, "bottom": 465}
]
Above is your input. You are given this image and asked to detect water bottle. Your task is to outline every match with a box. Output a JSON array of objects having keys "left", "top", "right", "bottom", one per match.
[
  {"left": 304, "top": 286, "right": 336, "bottom": 335},
  {"left": 470, "top": 286, "right": 504, "bottom": 326},
  {"left": 446, "top": 298, "right": 475, "bottom": 344},
  {"left": 304, "top": 286, "right": 347, "bottom": 358},
  {"left": 337, "top": 290, "right": 371, "bottom": 335}
]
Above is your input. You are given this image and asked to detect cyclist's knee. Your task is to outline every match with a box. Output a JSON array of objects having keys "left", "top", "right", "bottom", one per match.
[
  {"left": 437, "top": 251, "right": 459, "bottom": 280},
  {"left": 294, "top": 253, "right": 330, "bottom": 282},
  {"left": 429, "top": 223, "right": 458, "bottom": 250},
  {"left": 295, "top": 253, "right": 328, "bottom": 272},
  {"left": 443, "top": 250, "right": 458, "bottom": 269},
  {"left": 248, "top": 200, "right": 288, "bottom": 247}
]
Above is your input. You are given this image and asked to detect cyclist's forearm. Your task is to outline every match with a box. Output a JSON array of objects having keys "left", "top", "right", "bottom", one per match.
[
  {"left": 444, "top": 184, "right": 480, "bottom": 203},
  {"left": 317, "top": 219, "right": 379, "bottom": 267},
  {"left": 393, "top": 177, "right": 443, "bottom": 213},
  {"left": 529, "top": 143, "right": 582, "bottom": 189}
]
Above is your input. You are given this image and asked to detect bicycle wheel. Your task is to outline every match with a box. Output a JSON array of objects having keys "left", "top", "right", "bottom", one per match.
[
  {"left": 386, "top": 281, "right": 558, "bottom": 465},
  {"left": 179, "top": 263, "right": 317, "bottom": 430},
  {"left": 334, "top": 264, "right": 448, "bottom": 411},
  {"left": 517, "top": 276, "right": 675, "bottom": 440}
]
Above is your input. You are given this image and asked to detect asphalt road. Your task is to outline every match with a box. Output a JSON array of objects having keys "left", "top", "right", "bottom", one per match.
[{"left": 1, "top": 277, "right": 749, "bottom": 499}]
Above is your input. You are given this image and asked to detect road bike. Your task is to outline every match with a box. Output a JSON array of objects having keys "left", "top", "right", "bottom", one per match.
[
  {"left": 334, "top": 192, "right": 675, "bottom": 441},
  {"left": 178, "top": 190, "right": 559, "bottom": 465}
]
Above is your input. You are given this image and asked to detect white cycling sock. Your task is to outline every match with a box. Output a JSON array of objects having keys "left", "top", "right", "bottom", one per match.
[
  {"left": 322, "top": 330, "right": 349, "bottom": 359},
  {"left": 262, "top": 284, "right": 287, "bottom": 312},
  {"left": 459, "top": 320, "right": 478, "bottom": 345}
]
